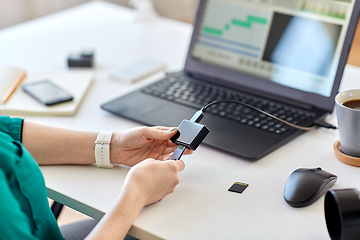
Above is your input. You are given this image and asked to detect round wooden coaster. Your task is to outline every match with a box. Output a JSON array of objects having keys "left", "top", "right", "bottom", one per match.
[{"left": 333, "top": 140, "right": 360, "bottom": 167}]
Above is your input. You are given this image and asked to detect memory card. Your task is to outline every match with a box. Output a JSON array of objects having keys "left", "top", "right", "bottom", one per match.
[{"left": 228, "top": 182, "right": 249, "bottom": 194}]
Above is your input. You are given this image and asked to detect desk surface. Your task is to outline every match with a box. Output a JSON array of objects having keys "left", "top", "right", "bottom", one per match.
[{"left": 1, "top": 1, "right": 360, "bottom": 240}]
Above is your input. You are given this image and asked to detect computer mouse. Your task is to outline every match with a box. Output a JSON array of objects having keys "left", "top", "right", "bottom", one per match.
[{"left": 284, "top": 167, "right": 337, "bottom": 208}]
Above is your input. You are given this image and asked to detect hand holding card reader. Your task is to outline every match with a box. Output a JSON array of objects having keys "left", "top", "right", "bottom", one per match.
[{"left": 170, "top": 109, "right": 210, "bottom": 160}]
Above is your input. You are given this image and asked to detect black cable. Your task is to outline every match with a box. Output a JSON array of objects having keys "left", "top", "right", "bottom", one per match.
[
  {"left": 201, "top": 99, "right": 336, "bottom": 131},
  {"left": 169, "top": 99, "right": 337, "bottom": 160},
  {"left": 315, "top": 120, "right": 337, "bottom": 130}
]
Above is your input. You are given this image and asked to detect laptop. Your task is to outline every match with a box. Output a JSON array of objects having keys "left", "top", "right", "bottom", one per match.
[{"left": 102, "top": 0, "right": 360, "bottom": 160}]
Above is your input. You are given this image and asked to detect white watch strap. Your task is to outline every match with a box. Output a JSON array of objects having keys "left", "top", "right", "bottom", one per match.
[{"left": 95, "top": 131, "right": 113, "bottom": 168}]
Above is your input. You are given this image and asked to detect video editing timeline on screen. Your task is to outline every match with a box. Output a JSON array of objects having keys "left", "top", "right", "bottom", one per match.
[{"left": 192, "top": 0, "right": 353, "bottom": 97}]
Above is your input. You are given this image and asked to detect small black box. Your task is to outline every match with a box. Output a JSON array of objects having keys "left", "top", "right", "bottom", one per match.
[
  {"left": 68, "top": 50, "right": 94, "bottom": 68},
  {"left": 171, "top": 120, "right": 210, "bottom": 150}
]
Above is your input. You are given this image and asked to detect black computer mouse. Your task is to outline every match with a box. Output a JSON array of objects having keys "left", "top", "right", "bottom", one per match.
[{"left": 284, "top": 167, "right": 337, "bottom": 208}]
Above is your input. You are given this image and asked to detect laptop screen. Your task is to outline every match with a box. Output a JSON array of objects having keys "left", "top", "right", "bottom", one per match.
[{"left": 191, "top": 0, "right": 356, "bottom": 98}]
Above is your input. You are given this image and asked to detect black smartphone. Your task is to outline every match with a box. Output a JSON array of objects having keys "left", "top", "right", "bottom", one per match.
[{"left": 22, "top": 80, "right": 73, "bottom": 106}]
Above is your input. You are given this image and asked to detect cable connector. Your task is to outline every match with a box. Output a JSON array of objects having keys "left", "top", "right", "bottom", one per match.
[
  {"left": 169, "top": 145, "right": 187, "bottom": 160},
  {"left": 189, "top": 108, "right": 205, "bottom": 123},
  {"left": 315, "top": 121, "right": 337, "bottom": 130}
]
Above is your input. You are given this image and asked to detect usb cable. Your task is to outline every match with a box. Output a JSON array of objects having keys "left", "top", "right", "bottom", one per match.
[{"left": 169, "top": 99, "right": 337, "bottom": 160}]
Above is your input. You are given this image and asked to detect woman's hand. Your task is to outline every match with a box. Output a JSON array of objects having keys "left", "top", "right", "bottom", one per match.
[
  {"left": 121, "top": 158, "right": 185, "bottom": 206},
  {"left": 85, "top": 158, "right": 185, "bottom": 240},
  {"left": 110, "top": 126, "right": 192, "bottom": 166}
]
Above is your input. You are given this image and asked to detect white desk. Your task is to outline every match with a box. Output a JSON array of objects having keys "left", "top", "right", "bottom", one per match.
[{"left": 1, "top": 2, "right": 360, "bottom": 239}]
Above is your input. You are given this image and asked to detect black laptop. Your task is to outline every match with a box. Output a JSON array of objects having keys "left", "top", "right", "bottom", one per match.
[{"left": 102, "top": 0, "right": 360, "bottom": 160}]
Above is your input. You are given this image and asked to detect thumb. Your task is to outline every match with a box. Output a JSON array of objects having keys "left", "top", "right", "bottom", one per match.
[
  {"left": 173, "top": 159, "right": 185, "bottom": 172},
  {"left": 142, "top": 126, "right": 178, "bottom": 140}
]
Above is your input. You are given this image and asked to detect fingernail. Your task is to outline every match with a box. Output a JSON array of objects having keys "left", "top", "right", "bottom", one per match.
[{"left": 168, "top": 127, "right": 176, "bottom": 132}]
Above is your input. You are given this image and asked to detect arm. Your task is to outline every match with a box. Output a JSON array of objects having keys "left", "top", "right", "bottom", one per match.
[
  {"left": 22, "top": 120, "right": 189, "bottom": 238},
  {"left": 22, "top": 122, "right": 98, "bottom": 165},
  {"left": 22, "top": 121, "right": 191, "bottom": 166},
  {"left": 86, "top": 159, "right": 185, "bottom": 240}
]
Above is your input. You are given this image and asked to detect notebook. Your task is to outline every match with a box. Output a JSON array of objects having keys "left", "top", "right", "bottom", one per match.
[
  {"left": 101, "top": 0, "right": 360, "bottom": 160},
  {"left": 0, "top": 68, "right": 92, "bottom": 116}
]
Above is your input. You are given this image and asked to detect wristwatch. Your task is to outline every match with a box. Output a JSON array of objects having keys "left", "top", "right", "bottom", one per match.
[{"left": 95, "top": 131, "right": 113, "bottom": 168}]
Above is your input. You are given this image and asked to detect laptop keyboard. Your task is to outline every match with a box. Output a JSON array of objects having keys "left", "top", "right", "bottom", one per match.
[{"left": 141, "top": 72, "right": 315, "bottom": 135}]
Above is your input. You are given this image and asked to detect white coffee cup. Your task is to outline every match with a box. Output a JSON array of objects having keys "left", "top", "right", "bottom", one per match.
[{"left": 335, "top": 89, "right": 360, "bottom": 157}]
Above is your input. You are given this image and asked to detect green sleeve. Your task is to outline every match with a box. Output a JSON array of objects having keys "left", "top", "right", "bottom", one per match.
[
  {"left": 0, "top": 116, "right": 23, "bottom": 142},
  {"left": 0, "top": 169, "right": 39, "bottom": 240}
]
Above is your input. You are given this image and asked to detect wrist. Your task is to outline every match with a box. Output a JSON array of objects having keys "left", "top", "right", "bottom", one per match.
[
  {"left": 109, "top": 132, "right": 118, "bottom": 164},
  {"left": 117, "top": 185, "right": 146, "bottom": 213},
  {"left": 120, "top": 169, "right": 149, "bottom": 207},
  {"left": 109, "top": 131, "right": 128, "bottom": 166}
]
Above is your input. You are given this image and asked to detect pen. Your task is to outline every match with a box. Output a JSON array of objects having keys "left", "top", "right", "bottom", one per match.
[{"left": 1, "top": 71, "right": 26, "bottom": 103}]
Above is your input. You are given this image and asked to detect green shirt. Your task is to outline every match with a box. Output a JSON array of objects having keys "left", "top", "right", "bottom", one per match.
[{"left": 0, "top": 116, "right": 63, "bottom": 240}]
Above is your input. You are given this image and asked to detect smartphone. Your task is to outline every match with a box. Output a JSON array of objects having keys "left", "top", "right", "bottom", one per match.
[{"left": 22, "top": 80, "right": 73, "bottom": 106}]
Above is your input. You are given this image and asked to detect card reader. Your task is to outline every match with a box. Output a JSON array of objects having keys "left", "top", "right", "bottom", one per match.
[{"left": 170, "top": 109, "right": 210, "bottom": 160}]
